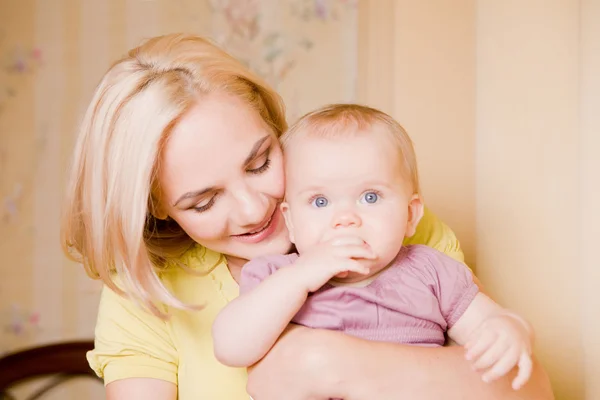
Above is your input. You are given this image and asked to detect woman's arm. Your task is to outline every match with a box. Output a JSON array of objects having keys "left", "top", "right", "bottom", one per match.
[
  {"left": 106, "top": 378, "right": 177, "bottom": 400},
  {"left": 335, "top": 332, "right": 552, "bottom": 400},
  {"left": 248, "top": 326, "right": 554, "bottom": 400}
]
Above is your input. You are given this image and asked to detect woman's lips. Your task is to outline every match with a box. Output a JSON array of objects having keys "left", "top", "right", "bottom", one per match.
[{"left": 231, "top": 207, "right": 281, "bottom": 244}]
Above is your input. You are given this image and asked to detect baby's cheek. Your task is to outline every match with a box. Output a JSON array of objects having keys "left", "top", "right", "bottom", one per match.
[
  {"left": 374, "top": 233, "right": 404, "bottom": 261},
  {"left": 295, "top": 221, "right": 323, "bottom": 249}
]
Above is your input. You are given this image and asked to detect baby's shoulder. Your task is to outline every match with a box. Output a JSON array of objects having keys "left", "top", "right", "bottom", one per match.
[
  {"left": 386, "top": 244, "right": 468, "bottom": 282},
  {"left": 243, "top": 252, "right": 299, "bottom": 274},
  {"left": 399, "top": 244, "right": 463, "bottom": 267},
  {"left": 402, "top": 243, "right": 447, "bottom": 259},
  {"left": 238, "top": 253, "right": 299, "bottom": 292}
]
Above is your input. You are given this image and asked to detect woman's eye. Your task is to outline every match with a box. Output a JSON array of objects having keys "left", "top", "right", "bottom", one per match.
[
  {"left": 248, "top": 152, "right": 271, "bottom": 174},
  {"left": 193, "top": 195, "right": 217, "bottom": 213},
  {"left": 311, "top": 196, "right": 329, "bottom": 208},
  {"left": 360, "top": 191, "right": 379, "bottom": 204}
]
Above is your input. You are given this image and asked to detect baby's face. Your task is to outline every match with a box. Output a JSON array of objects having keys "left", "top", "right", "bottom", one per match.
[{"left": 282, "top": 127, "right": 423, "bottom": 282}]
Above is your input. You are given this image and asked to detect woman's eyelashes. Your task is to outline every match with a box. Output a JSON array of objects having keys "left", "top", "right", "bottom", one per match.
[
  {"left": 193, "top": 193, "right": 218, "bottom": 213},
  {"left": 247, "top": 149, "right": 271, "bottom": 174},
  {"left": 191, "top": 149, "right": 272, "bottom": 214}
]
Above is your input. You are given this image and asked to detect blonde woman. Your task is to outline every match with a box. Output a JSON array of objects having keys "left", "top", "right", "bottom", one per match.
[{"left": 62, "top": 34, "right": 553, "bottom": 400}]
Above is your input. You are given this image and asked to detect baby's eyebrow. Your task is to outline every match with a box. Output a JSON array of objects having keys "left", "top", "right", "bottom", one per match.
[{"left": 296, "top": 186, "right": 326, "bottom": 196}]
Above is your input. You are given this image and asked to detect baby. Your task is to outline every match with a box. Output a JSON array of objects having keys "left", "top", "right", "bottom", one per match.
[{"left": 213, "top": 104, "right": 534, "bottom": 391}]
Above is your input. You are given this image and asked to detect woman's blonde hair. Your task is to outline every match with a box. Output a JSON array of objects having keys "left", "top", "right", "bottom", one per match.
[
  {"left": 281, "top": 103, "right": 420, "bottom": 195},
  {"left": 61, "top": 33, "right": 287, "bottom": 317}
]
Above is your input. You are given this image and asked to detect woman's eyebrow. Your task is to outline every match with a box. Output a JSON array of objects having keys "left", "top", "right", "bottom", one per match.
[
  {"left": 173, "top": 187, "right": 215, "bottom": 207},
  {"left": 243, "top": 135, "right": 271, "bottom": 165}
]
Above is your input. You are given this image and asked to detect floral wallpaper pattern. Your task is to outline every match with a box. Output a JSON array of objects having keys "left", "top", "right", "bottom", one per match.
[{"left": 209, "top": 0, "right": 355, "bottom": 86}]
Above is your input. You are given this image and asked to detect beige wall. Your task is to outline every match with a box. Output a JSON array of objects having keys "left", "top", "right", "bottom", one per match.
[
  {"left": 579, "top": 1, "right": 600, "bottom": 398},
  {"left": 476, "top": 1, "right": 583, "bottom": 398},
  {"left": 358, "top": 0, "right": 599, "bottom": 399}
]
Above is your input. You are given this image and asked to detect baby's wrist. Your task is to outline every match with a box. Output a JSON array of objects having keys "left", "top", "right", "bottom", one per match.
[
  {"left": 280, "top": 264, "right": 312, "bottom": 295},
  {"left": 502, "top": 311, "right": 535, "bottom": 342}
]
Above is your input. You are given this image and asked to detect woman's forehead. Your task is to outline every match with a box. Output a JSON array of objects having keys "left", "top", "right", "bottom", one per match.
[{"left": 158, "top": 94, "right": 274, "bottom": 196}]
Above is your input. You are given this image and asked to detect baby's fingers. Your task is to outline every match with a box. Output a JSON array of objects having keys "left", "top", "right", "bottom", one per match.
[
  {"left": 334, "top": 245, "right": 377, "bottom": 260},
  {"left": 465, "top": 330, "right": 496, "bottom": 361},
  {"left": 341, "top": 260, "right": 370, "bottom": 275},
  {"left": 481, "top": 346, "right": 520, "bottom": 384},
  {"left": 471, "top": 339, "right": 510, "bottom": 371},
  {"left": 512, "top": 352, "right": 533, "bottom": 390}
]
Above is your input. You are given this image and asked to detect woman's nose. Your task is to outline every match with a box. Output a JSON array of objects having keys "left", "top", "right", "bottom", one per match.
[{"left": 231, "top": 185, "right": 270, "bottom": 228}]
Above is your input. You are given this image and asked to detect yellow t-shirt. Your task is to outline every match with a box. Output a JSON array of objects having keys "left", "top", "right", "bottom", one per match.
[{"left": 87, "top": 207, "right": 465, "bottom": 399}]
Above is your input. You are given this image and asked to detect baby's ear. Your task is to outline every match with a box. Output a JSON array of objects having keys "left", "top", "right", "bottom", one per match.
[
  {"left": 280, "top": 202, "right": 295, "bottom": 243},
  {"left": 405, "top": 195, "right": 424, "bottom": 237}
]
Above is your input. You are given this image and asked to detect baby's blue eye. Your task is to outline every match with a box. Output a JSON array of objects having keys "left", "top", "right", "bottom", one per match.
[
  {"left": 361, "top": 192, "right": 379, "bottom": 204},
  {"left": 311, "top": 196, "right": 329, "bottom": 208}
]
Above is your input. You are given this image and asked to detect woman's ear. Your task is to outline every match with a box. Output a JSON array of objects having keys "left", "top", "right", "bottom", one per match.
[
  {"left": 280, "top": 202, "right": 295, "bottom": 243},
  {"left": 405, "top": 194, "right": 424, "bottom": 237}
]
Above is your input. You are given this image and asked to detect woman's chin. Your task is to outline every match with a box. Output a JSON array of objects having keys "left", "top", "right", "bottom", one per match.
[
  {"left": 229, "top": 233, "right": 292, "bottom": 262},
  {"left": 211, "top": 209, "right": 292, "bottom": 261},
  {"left": 253, "top": 234, "right": 293, "bottom": 258}
]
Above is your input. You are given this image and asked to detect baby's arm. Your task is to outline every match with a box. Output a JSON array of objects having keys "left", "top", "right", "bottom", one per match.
[
  {"left": 448, "top": 293, "right": 534, "bottom": 390},
  {"left": 212, "top": 260, "right": 309, "bottom": 368},
  {"left": 417, "top": 246, "right": 534, "bottom": 390},
  {"left": 213, "top": 242, "right": 371, "bottom": 368}
]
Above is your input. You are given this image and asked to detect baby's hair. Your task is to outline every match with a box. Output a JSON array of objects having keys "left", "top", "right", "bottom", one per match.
[{"left": 281, "top": 104, "right": 421, "bottom": 195}]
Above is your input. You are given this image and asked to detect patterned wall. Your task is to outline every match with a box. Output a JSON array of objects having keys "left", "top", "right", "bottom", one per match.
[{"left": 0, "top": 0, "right": 356, "bottom": 397}]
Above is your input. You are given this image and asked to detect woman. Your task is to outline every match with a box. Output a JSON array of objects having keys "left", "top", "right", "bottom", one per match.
[{"left": 61, "top": 33, "right": 553, "bottom": 399}]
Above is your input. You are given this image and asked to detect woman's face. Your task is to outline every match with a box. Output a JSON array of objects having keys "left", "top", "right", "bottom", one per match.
[{"left": 158, "top": 92, "right": 291, "bottom": 263}]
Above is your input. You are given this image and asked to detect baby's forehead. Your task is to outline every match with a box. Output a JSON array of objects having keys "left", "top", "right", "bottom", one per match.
[
  {"left": 284, "top": 123, "right": 395, "bottom": 150},
  {"left": 283, "top": 128, "right": 402, "bottom": 171},
  {"left": 285, "top": 139, "right": 405, "bottom": 183}
]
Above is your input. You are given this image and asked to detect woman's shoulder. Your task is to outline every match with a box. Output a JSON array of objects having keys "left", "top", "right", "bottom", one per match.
[
  {"left": 385, "top": 245, "right": 472, "bottom": 291},
  {"left": 403, "top": 206, "right": 466, "bottom": 264},
  {"left": 100, "top": 244, "right": 229, "bottom": 313}
]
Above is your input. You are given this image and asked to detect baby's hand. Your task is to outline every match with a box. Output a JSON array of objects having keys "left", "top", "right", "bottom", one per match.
[
  {"left": 293, "top": 237, "right": 376, "bottom": 292},
  {"left": 465, "top": 313, "right": 533, "bottom": 390}
]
